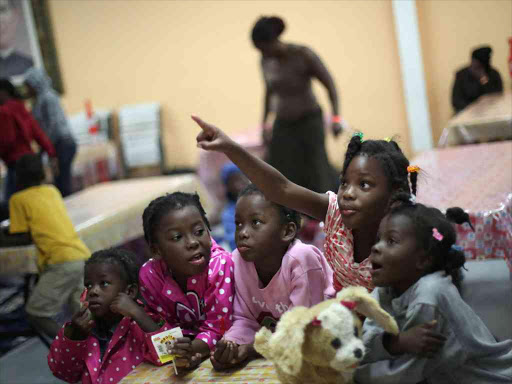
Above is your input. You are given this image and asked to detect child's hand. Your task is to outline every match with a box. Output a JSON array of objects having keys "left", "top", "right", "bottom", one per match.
[
  {"left": 210, "top": 339, "right": 252, "bottom": 371},
  {"left": 168, "top": 337, "right": 205, "bottom": 369},
  {"left": 66, "top": 302, "right": 94, "bottom": 340},
  {"left": 192, "top": 116, "right": 235, "bottom": 153},
  {"left": 387, "top": 320, "right": 446, "bottom": 357},
  {"left": 110, "top": 292, "right": 140, "bottom": 319}
]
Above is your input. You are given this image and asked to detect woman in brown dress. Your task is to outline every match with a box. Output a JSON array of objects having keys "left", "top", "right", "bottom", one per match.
[{"left": 252, "top": 16, "right": 344, "bottom": 193}]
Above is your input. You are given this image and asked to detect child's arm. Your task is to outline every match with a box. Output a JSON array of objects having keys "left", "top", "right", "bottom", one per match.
[
  {"left": 192, "top": 116, "right": 330, "bottom": 221},
  {"left": 383, "top": 320, "right": 446, "bottom": 358},
  {"left": 110, "top": 292, "right": 159, "bottom": 333},
  {"left": 49, "top": 306, "right": 94, "bottom": 383},
  {"left": 355, "top": 305, "right": 453, "bottom": 384}
]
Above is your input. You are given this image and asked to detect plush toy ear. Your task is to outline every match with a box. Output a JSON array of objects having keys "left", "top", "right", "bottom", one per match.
[
  {"left": 264, "top": 306, "right": 317, "bottom": 376},
  {"left": 337, "top": 286, "right": 399, "bottom": 335}
]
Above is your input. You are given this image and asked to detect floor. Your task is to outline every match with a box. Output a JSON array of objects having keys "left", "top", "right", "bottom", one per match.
[{"left": 0, "top": 337, "right": 65, "bottom": 384}]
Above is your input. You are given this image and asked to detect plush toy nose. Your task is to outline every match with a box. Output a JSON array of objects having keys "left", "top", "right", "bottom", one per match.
[{"left": 354, "top": 348, "right": 363, "bottom": 358}]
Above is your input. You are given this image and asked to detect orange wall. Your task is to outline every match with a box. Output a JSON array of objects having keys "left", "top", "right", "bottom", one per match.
[
  {"left": 417, "top": 0, "right": 512, "bottom": 142},
  {"left": 48, "top": 0, "right": 408, "bottom": 169}
]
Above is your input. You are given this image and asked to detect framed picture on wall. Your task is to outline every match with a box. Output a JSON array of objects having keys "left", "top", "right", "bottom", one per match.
[{"left": 0, "top": 0, "right": 63, "bottom": 93}]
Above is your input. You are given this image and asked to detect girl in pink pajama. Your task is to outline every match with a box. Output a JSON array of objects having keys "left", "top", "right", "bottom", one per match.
[{"left": 139, "top": 192, "right": 234, "bottom": 369}]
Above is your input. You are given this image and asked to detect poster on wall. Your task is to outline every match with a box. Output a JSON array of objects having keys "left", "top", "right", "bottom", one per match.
[{"left": 0, "top": 0, "right": 63, "bottom": 92}]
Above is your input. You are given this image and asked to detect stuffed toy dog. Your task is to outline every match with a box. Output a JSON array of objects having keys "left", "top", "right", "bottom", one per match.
[{"left": 254, "top": 286, "right": 398, "bottom": 384}]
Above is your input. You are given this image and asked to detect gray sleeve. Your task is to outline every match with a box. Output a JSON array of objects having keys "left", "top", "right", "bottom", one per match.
[
  {"left": 41, "top": 94, "right": 71, "bottom": 142},
  {"left": 355, "top": 304, "right": 465, "bottom": 384}
]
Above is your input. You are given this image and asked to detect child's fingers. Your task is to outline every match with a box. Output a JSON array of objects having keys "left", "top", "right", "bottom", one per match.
[
  {"left": 213, "top": 340, "right": 228, "bottom": 359},
  {"left": 191, "top": 115, "right": 212, "bottom": 133},
  {"left": 425, "top": 331, "right": 446, "bottom": 341}
]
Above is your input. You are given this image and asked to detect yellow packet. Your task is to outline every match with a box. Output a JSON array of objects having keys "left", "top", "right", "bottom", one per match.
[{"left": 151, "top": 327, "right": 183, "bottom": 365}]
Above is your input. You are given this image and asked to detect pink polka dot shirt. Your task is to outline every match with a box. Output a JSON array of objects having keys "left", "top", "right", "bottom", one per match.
[
  {"left": 48, "top": 315, "right": 168, "bottom": 384},
  {"left": 139, "top": 239, "right": 235, "bottom": 350}
]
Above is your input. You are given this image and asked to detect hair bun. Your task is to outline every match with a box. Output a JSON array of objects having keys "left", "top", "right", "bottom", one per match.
[
  {"left": 446, "top": 247, "right": 466, "bottom": 270},
  {"left": 446, "top": 207, "right": 474, "bottom": 230}
]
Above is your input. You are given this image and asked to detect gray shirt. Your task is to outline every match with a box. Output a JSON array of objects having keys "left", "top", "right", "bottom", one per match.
[
  {"left": 355, "top": 272, "right": 512, "bottom": 384},
  {"left": 24, "top": 68, "right": 73, "bottom": 144}
]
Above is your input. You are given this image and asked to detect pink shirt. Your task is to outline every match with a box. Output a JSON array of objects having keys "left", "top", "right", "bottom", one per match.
[
  {"left": 138, "top": 239, "right": 234, "bottom": 350},
  {"left": 224, "top": 239, "right": 335, "bottom": 345},
  {"left": 48, "top": 316, "right": 166, "bottom": 384},
  {"left": 323, "top": 191, "right": 374, "bottom": 292}
]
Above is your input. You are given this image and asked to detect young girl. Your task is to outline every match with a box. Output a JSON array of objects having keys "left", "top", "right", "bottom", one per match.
[
  {"left": 139, "top": 192, "right": 235, "bottom": 369},
  {"left": 193, "top": 116, "right": 414, "bottom": 292},
  {"left": 210, "top": 184, "right": 335, "bottom": 370},
  {"left": 354, "top": 193, "right": 512, "bottom": 383},
  {"left": 48, "top": 248, "right": 168, "bottom": 384}
]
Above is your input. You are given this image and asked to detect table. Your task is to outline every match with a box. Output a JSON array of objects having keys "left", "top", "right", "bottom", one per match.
[
  {"left": 438, "top": 91, "right": 512, "bottom": 147},
  {"left": 0, "top": 175, "right": 210, "bottom": 275},
  {"left": 412, "top": 142, "right": 512, "bottom": 270},
  {"left": 119, "top": 358, "right": 279, "bottom": 384}
]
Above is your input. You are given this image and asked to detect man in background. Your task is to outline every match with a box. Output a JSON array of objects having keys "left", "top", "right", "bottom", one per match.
[{"left": 451, "top": 45, "right": 503, "bottom": 113}]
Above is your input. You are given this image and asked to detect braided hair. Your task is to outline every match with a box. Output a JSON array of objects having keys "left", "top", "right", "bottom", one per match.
[
  {"left": 388, "top": 192, "right": 472, "bottom": 289},
  {"left": 342, "top": 135, "right": 416, "bottom": 196},
  {"left": 85, "top": 248, "right": 140, "bottom": 286},
  {"left": 142, "top": 192, "right": 210, "bottom": 246},
  {"left": 238, "top": 183, "right": 302, "bottom": 237}
]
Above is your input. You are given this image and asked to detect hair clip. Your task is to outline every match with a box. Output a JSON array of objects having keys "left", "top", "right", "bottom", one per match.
[
  {"left": 407, "top": 165, "right": 420, "bottom": 173},
  {"left": 311, "top": 317, "right": 322, "bottom": 326},
  {"left": 341, "top": 301, "right": 357, "bottom": 310},
  {"left": 353, "top": 132, "right": 364, "bottom": 142},
  {"left": 432, "top": 228, "right": 444, "bottom": 241},
  {"left": 383, "top": 137, "right": 392, "bottom": 142},
  {"left": 451, "top": 244, "right": 464, "bottom": 252}
]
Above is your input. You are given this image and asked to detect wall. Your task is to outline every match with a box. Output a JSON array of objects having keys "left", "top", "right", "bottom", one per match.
[
  {"left": 417, "top": 0, "right": 512, "bottom": 142},
  {"left": 48, "top": 0, "right": 409, "bottom": 170}
]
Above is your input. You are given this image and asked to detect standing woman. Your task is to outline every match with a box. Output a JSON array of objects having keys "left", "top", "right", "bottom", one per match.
[
  {"left": 0, "top": 79, "right": 56, "bottom": 202},
  {"left": 252, "top": 16, "right": 343, "bottom": 193},
  {"left": 24, "top": 68, "right": 77, "bottom": 197}
]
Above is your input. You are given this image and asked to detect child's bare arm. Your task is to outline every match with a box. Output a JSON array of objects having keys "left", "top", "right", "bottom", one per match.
[
  {"left": 192, "top": 116, "right": 330, "bottom": 221},
  {"left": 383, "top": 320, "right": 446, "bottom": 358},
  {"left": 110, "top": 292, "right": 160, "bottom": 333}
]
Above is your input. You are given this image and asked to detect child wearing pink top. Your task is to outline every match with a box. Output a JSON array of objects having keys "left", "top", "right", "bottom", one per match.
[
  {"left": 139, "top": 192, "right": 234, "bottom": 370},
  {"left": 48, "top": 248, "right": 169, "bottom": 384},
  {"left": 210, "top": 184, "right": 334, "bottom": 370}
]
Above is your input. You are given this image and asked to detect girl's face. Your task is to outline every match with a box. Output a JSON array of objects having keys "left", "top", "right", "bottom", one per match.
[
  {"left": 337, "top": 156, "right": 392, "bottom": 231},
  {"left": 84, "top": 263, "right": 130, "bottom": 319},
  {"left": 151, "top": 206, "right": 212, "bottom": 278},
  {"left": 235, "top": 194, "right": 293, "bottom": 263},
  {"left": 369, "top": 214, "right": 428, "bottom": 294}
]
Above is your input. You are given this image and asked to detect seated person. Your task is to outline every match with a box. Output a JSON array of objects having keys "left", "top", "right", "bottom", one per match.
[
  {"left": 48, "top": 248, "right": 169, "bottom": 384},
  {"left": 452, "top": 46, "right": 503, "bottom": 113},
  {"left": 0, "top": 153, "right": 90, "bottom": 339},
  {"left": 210, "top": 184, "right": 335, "bottom": 370},
  {"left": 218, "top": 163, "right": 249, "bottom": 251}
]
